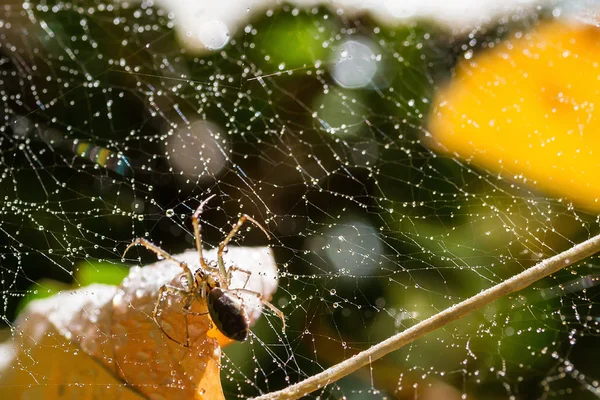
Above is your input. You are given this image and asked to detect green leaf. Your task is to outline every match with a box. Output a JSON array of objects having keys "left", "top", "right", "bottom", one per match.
[{"left": 76, "top": 261, "right": 129, "bottom": 286}]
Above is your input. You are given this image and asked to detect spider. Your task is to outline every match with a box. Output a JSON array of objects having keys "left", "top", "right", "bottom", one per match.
[{"left": 122, "top": 195, "right": 285, "bottom": 345}]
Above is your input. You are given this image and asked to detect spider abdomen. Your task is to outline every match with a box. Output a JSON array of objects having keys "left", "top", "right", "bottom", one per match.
[{"left": 207, "top": 288, "right": 249, "bottom": 341}]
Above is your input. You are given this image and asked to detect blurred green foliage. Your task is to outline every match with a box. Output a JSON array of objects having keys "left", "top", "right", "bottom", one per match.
[
  {"left": 250, "top": 9, "right": 335, "bottom": 69},
  {"left": 76, "top": 261, "right": 130, "bottom": 287}
]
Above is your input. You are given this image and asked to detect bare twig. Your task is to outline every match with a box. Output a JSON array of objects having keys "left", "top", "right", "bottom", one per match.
[{"left": 252, "top": 233, "right": 600, "bottom": 400}]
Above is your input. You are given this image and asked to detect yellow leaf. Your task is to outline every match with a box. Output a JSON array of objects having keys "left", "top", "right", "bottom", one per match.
[{"left": 427, "top": 22, "right": 600, "bottom": 211}]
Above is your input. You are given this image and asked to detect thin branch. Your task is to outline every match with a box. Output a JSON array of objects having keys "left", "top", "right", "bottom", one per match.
[{"left": 252, "top": 232, "right": 600, "bottom": 400}]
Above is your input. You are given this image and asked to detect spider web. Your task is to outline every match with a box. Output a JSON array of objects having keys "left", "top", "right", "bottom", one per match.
[{"left": 1, "top": 0, "right": 600, "bottom": 399}]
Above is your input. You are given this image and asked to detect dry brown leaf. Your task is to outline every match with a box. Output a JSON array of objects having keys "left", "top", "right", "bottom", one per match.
[{"left": 0, "top": 246, "right": 279, "bottom": 399}]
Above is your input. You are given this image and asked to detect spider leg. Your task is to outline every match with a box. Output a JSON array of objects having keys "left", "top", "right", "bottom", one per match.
[
  {"left": 217, "top": 215, "right": 270, "bottom": 281},
  {"left": 192, "top": 194, "right": 217, "bottom": 272},
  {"left": 123, "top": 238, "right": 194, "bottom": 289},
  {"left": 181, "top": 296, "right": 195, "bottom": 348},
  {"left": 152, "top": 284, "right": 191, "bottom": 347},
  {"left": 184, "top": 310, "right": 210, "bottom": 316},
  {"left": 230, "top": 288, "right": 286, "bottom": 332},
  {"left": 226, "top": 265, "right": 252, "bottom": 288}
]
